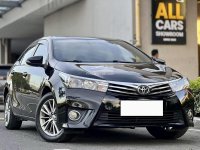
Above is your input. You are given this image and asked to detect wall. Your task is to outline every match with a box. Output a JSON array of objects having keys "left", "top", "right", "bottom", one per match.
[
  {"left": 44, "top": 0, "right": 198, "bottom": 79},
  {"left": 140, "top": 0, "right": 198, "bottom": 79},
  {"left": 44, "top": 0, "right": 134, "bottom": 43}
]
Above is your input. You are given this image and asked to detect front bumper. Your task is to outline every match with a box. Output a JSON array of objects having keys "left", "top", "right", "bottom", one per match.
[{"left": 56, "top": 88, "right": 194, "bottom": 129}]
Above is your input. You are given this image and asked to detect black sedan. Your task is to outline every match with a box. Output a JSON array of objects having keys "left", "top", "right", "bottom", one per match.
[
  {"left": 3, "top": 37, "right": 194, "bottom": 142},
  {"left": 0, "top": 65, "right": 12, "bottom": 104}
]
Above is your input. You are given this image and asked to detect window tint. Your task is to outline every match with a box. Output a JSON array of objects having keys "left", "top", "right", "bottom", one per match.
[
  {"left": 34, "top": 42, "right": 48, "bottom": 63},
  {"left": 20, "top": 46, "right": 37, "bottom": 65},
  {"left": 53, "top": 39, "right": 151, "bottom": 63}
]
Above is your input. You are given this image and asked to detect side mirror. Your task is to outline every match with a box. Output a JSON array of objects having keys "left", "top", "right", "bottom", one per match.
[
  {"left": 152, "top": 58, "right": 166, "bottom": 65},
  {"left": 26, "top": 56, "right": 43, "bottom": 67}
]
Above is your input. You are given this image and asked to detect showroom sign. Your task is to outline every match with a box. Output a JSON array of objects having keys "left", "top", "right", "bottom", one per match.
[{"left": 152, "top": 0, "right": 186, "bottom": 44}]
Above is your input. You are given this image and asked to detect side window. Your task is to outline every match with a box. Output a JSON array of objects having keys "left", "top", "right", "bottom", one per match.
[
  {"left": 34, "top": 42, "right": 48, "bottom": 63},
  {"left": 20, "top": 46, "right": 37, "bottom": 65}
]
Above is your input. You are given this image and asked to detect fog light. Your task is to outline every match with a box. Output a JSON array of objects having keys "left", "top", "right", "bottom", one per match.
[
  {"left": 68, "top": 110, "right": 81, "bottom": 121},
  {"left": 187, "top": 109, "right": 193, "bottom": 120},
  {"left": 105, "top": 102, "right": 113, "bottom": 111}
]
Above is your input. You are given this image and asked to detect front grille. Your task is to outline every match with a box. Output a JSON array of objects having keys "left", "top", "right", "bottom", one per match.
[
  {"left": 150, "top": 84, "right": 172, "bottom": 95},
  {"left": 94, "top": 110, "right": 184, "bottom": 127},
  {"left": 107, "top": 83, "right": 173, "bottom": 97},
  {"left": 108, "top": 84, "right": 138, "bottom": 95}
]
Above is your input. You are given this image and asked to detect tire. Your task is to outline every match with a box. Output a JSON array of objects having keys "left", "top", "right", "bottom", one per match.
[
  {"left": 35, "top": 93, "right": 72, "bottom": 142},
  {"left": 146, "top": 126, "right": 188, "bottom": 139},
  {"left": 4, "top": 94, "right": 22, "bottom": 130}
]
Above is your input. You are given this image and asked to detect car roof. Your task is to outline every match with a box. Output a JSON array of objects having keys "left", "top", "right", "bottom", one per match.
[{"left": 40, "top": 36, "right": 122, "bottom": 42}]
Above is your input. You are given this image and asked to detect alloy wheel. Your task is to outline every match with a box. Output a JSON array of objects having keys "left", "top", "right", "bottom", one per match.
[{"left": 39, "top": 99, "right": 62, "bottom": 137}]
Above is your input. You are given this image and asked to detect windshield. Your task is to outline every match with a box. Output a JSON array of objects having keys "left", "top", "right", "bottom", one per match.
[{"left": 53, "top": 39, "right": 152, "bottom": 63}]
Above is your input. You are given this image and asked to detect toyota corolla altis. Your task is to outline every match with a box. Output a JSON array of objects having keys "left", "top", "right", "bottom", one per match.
[{"left": 3, "top": 37, "right": 194, "bottom": 142}]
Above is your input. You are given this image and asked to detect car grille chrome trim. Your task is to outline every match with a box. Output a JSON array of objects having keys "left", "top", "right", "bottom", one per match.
[
  {"left": 108, "top": 78, "right": 181, "bottom": 87},
  {"left": 108, "top": 85, "right": 137, "bottom": 91},
  {"left": 107, "top": 82, "right": 173, "bottom": 96},
  {"left": 150, "top": 84, "right": 170, "bottom": 90},
  {"left": 150, "top": 89, "right": 172, "bottom": 95},
  {"left": 107, "top": 89, "right": 137, "bottom": 95}
]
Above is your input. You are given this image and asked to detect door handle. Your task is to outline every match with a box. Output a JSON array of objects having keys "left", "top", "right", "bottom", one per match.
[{"left": 22, "top": 72, "right": 28, "bottom": 78}]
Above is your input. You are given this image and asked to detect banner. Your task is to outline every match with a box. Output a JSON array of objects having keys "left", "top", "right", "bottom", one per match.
[{"left": 152, "top": 0, "right": 186, "bottom": 44}]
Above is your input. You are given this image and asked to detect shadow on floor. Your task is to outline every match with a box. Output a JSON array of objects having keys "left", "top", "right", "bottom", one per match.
[{"left": 17, "top": 122, "right": 195, "bottom": 146}]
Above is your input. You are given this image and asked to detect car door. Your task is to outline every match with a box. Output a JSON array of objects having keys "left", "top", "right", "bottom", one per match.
[
  {"left": 19, "top": 40, "right": 49, "bottom": 118},
  {"left": 11, "top": 45, "right": 38, "bottom": 116}
]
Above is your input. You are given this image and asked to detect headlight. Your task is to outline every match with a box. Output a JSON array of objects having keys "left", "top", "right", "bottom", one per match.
[
  {"left": 169, "top": 77, "right": 189, "bottom": 92},
  {"left": 59, "top": 73, "right": 108, "bottom": 92}
]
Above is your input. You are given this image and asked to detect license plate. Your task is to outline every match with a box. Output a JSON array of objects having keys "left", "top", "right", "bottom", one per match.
[{"left": 120, "top": 100, "right": 163, "bottom": 116}]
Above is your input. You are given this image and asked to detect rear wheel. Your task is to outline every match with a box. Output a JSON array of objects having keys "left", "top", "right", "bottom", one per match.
[
  {"left": 4, "top": 94, "right": 22, "bottom": 130},
  {"left": 146, "top": 126, "right": 188, "bottom": 139},
  {"left": 36, "top": 93, "right": 72, "bottom": 142}
]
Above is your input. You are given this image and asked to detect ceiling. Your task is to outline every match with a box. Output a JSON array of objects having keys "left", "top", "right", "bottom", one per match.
[
  {"left": 0, "top": 0, "right": 80, "bottom": 38},
  {"left": 0, "top": 0, "right": 26, "bottom": 17}
]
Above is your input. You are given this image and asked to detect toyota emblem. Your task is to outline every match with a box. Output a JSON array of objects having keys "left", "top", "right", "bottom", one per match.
[{"left": 137, "top": 85, "right": 150, "bottom": 95}]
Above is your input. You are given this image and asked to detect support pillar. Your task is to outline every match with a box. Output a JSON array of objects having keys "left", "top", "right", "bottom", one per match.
[{"left": 0, "top": 38, "right": 11, "bottom": 64}]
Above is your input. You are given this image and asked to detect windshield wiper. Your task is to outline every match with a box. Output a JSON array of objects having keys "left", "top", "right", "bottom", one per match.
[
  {"left": 64, "top": 60, "right": 136, "bottom": 63},
  {"left": 64, "top": 60, "right": 82, "bottom": 63},
  {"left": 111, "top": 60, "right": 135, "bottom": 63}
]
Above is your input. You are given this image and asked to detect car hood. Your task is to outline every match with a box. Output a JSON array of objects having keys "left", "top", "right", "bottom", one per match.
[{"left": 55, "top": 62, "right": 182, "bottom": 83}]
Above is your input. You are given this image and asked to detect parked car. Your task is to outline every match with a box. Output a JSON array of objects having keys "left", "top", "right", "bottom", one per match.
[
  {"left": 4, "top": 37, "right": 194, "bottom": 142},
  {"left": 0, "top": 65, "right": 12, "bottom": 104}
]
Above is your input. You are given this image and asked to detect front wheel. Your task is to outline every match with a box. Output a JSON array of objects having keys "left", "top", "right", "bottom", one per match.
[
  {"left": 36, "top": 93, "right": 72, "bottom": 142},
  {"left": 146, "top": 126, "right": 188, "bottom": 139}
]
